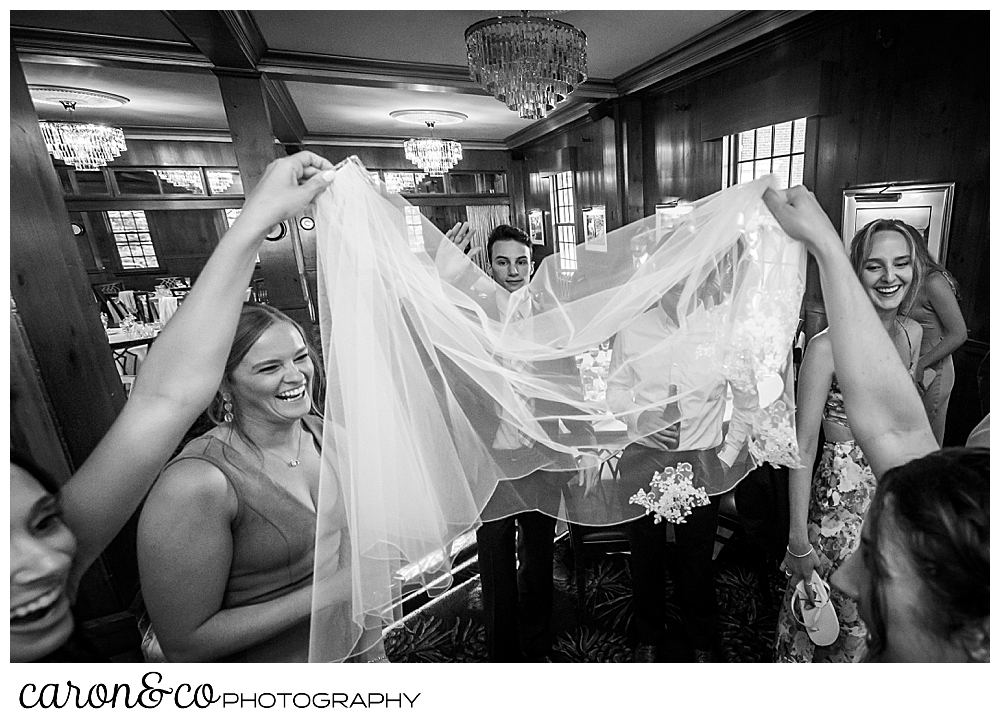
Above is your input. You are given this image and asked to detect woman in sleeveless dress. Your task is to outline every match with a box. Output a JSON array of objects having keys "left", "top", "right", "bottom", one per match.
[
  {"left": 138, "top": 304, "right": 385, "bottom": 662},
  {"left": 774, "top": 219, "right": 924, "bottom": 662},
  {"left": 907, "top": 237, "right": 967, "bottom": 445}
]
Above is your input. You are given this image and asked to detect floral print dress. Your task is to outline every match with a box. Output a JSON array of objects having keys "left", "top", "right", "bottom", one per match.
[{"left": 774, "top": 378, "right": 876, "bottom": 663}]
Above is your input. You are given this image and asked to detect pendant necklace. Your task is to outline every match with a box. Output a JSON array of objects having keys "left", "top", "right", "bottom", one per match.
[{"left": 271, "top": 424, "right": 304, "bottom": 468}]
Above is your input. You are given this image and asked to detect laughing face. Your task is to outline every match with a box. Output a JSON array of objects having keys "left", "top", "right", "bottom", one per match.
[
  {"left": 10, "top": 464, "right": 77, "bottom": 662},
  {"left": 226, "top": 322, "right": 315, "bottom": 426},
  {"left": 859, "top": 230, "right": 914, "bottom": 313}
]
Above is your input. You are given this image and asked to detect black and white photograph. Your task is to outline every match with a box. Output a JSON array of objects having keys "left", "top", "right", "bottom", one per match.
[{"left": 8, "top": 6, "right": 989, "bottom": 719}]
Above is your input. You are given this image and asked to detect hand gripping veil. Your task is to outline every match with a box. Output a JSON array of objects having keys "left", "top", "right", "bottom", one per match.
[{"left": 308, "top": 158, "right": 805, "bottom": 661}]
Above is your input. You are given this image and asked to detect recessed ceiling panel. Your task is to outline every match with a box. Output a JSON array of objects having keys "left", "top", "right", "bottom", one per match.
[
  {"left": 11, "top": 10, "right": 189, "bottom": 43},
  {"left": 21, "top": 61, "right": 228, "bottom": 129},
  {"left": 287, "top": 82, "right": 535, "bottom": 141},
  {"left": 253, "top": 10, "right": 740, "bottom": 79}
]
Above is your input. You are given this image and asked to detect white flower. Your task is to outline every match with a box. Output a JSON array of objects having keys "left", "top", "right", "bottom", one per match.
[{"left": 629, "top": 462, "right": 710, "bottom": 525}]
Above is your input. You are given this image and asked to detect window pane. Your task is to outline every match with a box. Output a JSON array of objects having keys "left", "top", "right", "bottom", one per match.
[
  {"left": 207, "top": 170, "right": 243, "bottom": 195},
  {"left": 772, "top": 156, "right": 791, "bottom": 189},
  {"left": 791, "top": 155, "right": 805, "bottom": 187},
  {"left": 114, "top": 169, "right": 161, "bottom": 195},
  {"left": 414, "top": 176, "right": 445, "bottom": 194},
  {"left": 754, "top": 159, "right": 771, "bottom": 179},
  {"left": 755, "top": 127, "right": 772, "bottom": 158},
  {"left": 109, "top": 216, "right": 125, "bottom": 232},
  {"left": 738, "top": 161, "right": 754, "bottom": 184},
  {"left": 74, "top": 171, "right": 110, "bottom": 196},
  {"left": 448, "top": 173, "right": 478, "bottom": 194},
  {"left": 481, "top": 173, "right": 506, "bottom": 194},
  {"left": 773, "top": 121, "right": 793, "bottom": 156},
  {"left": 739, "top": 131, "right": 755, "bottom": 161},
  {"left": 156, "top": 169, "right": 205, "bottom": 195},
  {"left": 793, "top": 119, "right": 807, "bottom": 153}
]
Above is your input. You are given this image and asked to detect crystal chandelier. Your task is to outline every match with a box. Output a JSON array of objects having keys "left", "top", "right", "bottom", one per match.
[
  {"left": 155, "top": 169, "right": 205, "bottom": 194},
  {"left": 40, "top": 117, "right": 127, "bottom": 171},
  {"left": 401, "top": 123, "right": 461, "bottom": 177},
  {"left": 466, "top": 12, "right": 588, "bottom": 120},
  {"left": 30, "top": 86, "right": 130, "bottom": 171}
]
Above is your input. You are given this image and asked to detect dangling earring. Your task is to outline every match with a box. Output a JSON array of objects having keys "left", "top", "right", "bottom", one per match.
[{"left": 222, "top": 392, "right": 234, "bottom": 424}]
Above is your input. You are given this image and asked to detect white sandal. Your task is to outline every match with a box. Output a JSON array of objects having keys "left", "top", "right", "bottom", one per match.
[{"left": 791, "top": 570, "right": 840, "bottom": 646}]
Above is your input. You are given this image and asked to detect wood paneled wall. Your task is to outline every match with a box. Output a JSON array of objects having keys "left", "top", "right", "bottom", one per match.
[{"left": 510, "top": 10, "right": 988, "bottom": 442}]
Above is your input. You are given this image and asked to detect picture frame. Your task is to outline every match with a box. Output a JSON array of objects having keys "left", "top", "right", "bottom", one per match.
[
  {"left": 528, "top": 209, "right": 545, "bottom": 245},
  {"left": 841, "top": 182, "right": 955, "bottom": 263},
  {"left": 582, "top": 205, "right": 607, "bottom": 252}
]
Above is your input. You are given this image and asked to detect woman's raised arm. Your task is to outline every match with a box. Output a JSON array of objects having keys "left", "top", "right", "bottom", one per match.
[
  {"left": 762, "top": 186, "right": 937, "bottom": 478},
  {"left": 62, "top": 152, "right": 337, "bottom": 585}
]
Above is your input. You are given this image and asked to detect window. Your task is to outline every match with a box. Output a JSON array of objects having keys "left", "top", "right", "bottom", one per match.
[
  {"left": 722, "top": 118, "right": 806, "bottom": 190},
  {"left": 549, "top": 171, "right": 577, "bottom": 272},
  {"left": 403, "top": 206, "right": 426, "bottom": 252},
  {"left": 106, "top": 210, "right": 159, "bottom": 269}
]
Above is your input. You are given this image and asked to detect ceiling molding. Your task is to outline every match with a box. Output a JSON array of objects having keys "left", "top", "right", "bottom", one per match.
[
  {"left": 504, "top": 102, "right": 594, "bottom": 149},
  {"left": 259, "top": 50, "right": 489, "bottom": 95},
  {"left": 120, "top": 126, "right": 234, "bottom": 143},
  {"left": 614, "top": 10, "right": 813, "bottom": 96},
  {"left": 12, "top": 26, "right": 209, "bottom": 70},
  {"left": 301, "top": 134, "right": 507, "bottom": 152}
]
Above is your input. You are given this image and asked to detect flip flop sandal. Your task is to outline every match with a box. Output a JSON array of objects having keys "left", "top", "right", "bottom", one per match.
[{"left": 791, "top": 570, "right": 840, "bottom": 646}]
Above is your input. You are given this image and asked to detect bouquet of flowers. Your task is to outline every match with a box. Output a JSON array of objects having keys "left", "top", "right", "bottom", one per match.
[{"left": 629, "top": 462, "right": 710, "bottom": 524}]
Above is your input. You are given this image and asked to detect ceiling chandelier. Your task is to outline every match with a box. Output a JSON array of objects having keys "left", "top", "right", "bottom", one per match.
[
  {"left": 465, "top": 11, "right": 588, "bottom": 120},
  {"left": 30, "top": 85, "right": 129, "bottom": 171},
  {"left": 392, "top": 110, "right": 466, "bottom": 177}
]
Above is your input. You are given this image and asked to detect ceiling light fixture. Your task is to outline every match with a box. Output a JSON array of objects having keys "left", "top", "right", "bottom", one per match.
[
  {"left": 391, "top": 110, "right": 466, "bottom": 177},
  {"left": 465, "top": 11, "right": 588, "bottom": 120},
  {"left": 29, "top": 85, "right": 129, "bottom": 171}
]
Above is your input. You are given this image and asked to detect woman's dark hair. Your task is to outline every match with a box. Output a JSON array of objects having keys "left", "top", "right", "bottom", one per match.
[
  {"left": 864, "top": 447, "right": 989, "bottom": 661},
  {"left": 9, "top": 450, "right": 105, "bottom": 662},
  {"left": 848, "top": 218, "right": 926, "bottom": 315},
  {"left": 208, "top": 303, "right": 325, "bottom": 438},
  {"left": 10, "top": 449, "right": 62, "bottom": 495},
  {"left": 486, "top": 224, "right": 530, "bottom": 261}
]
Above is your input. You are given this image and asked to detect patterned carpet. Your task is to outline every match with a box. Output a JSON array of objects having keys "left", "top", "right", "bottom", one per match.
[{"left": 384, "top": 528, "right": 787, "bottom": 663}]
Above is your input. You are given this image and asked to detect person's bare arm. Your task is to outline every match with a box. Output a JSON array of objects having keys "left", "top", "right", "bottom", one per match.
[
  {"left": 762, "top": 186, "right": 937, "bottom": 477},
  {"left": 61, "top": 152, "right": 337, "bottom": 588},
  {"left": 914, "top": 272, "right": 968, "bottom": 383}
]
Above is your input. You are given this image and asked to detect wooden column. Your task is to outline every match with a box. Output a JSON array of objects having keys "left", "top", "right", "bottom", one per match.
[
  {"left": 215, "top": 70, "right": 311, "bottom": 325},
  {"left": 10, "top": 49, "right": 126, "bottom": 468}
]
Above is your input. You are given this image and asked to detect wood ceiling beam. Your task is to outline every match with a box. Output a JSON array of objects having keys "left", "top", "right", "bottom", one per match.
[{"left": 161, "top": 10, "right": 266, "bottom": 70}]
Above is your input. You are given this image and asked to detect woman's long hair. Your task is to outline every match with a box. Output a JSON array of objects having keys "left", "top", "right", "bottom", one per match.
[
  {"left": 207, "top": 303, "right": 325, "bottom": 443},
  {"left": 908, "top": 225, "right": 961, "bottom": 302},
  {"left": 848, "top": 218, "right": 926, "bottom": 315},
  {"left": 864, "top": 447, "right": 989, "bottom": 661}
]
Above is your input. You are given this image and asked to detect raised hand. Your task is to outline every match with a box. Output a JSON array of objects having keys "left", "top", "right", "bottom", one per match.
[
  {"left": 762, "top": 185, "right": 841, "bottom": 255},
  {"left": 231, "top": 151, "right": 337, "bottom": 238},
  {"left": 444, "top": 221, "right": 480, "bottom": 256}
]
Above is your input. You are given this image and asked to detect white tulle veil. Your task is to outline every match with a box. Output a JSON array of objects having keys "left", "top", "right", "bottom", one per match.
[{"left": 307, "top": 158, "right": 805, "bottom": 661}]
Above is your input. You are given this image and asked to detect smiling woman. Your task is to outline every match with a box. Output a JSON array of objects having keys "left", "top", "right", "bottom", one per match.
[
  {"left": 137, "top": 303, "right": 382, "bottom": 663},
  {"left": 773, "top": 218, "right": 924, "bottom": 663}
]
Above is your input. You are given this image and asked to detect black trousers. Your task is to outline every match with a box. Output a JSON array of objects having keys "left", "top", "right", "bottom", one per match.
[
  {"left": 476, "top": 465, "right": 568, "bottom": 662},
  {"left": 618, "top": 444, "right": 721, "bottom": 651}
]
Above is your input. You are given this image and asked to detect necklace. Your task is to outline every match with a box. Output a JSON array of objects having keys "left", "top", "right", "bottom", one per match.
[{"left": 264, "top": 424, "right": 304, "bottom": 468}]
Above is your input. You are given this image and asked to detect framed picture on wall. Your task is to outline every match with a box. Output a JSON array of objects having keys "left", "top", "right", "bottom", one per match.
[
  {"left": 583, "top": 205, "right": 607, "bottom": 252},
  {"left": 528, "top": 209, "right": 545, "bottom": 245},
  {"left": 842, "top": 182, "right": 955, "bottom": 263}
]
